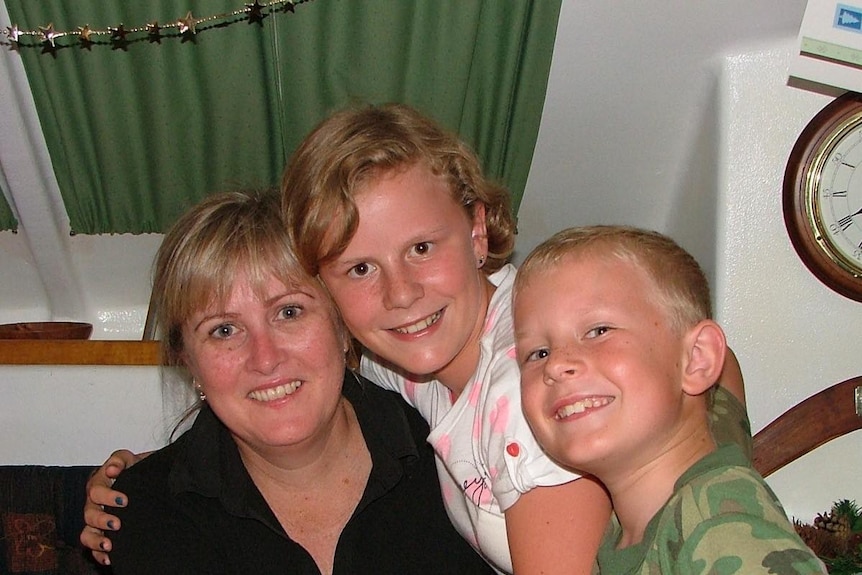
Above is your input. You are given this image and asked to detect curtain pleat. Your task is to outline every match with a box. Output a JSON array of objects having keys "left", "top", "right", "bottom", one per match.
[
  {"left": 0, "top": 184, "right": 17, "bottom": 231},
  {"left": 5, "top": 0, "right": 561, "bottom": 234}
]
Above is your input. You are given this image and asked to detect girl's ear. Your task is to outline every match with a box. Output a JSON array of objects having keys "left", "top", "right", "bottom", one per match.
[
  {"left": 470, "top": 202, "right": 489, "bottom": 261},
  {"left": 681, "top": 320, "right": 727, "bottom": 396}
]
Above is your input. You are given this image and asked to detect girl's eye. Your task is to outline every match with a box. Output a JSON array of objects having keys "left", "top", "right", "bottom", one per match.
[
  {"left": 412, "top": 242, "right": 431, "bottom": 256},
  {"left": 278, "top": 305, "right": 302, "bottom": 320},
  {"left": 348, "top": 262, "right": 374, "bottom": 278},
  {"left": 585, "top": 326, "right": 611, "bottom": 339},
  {"left": 210, "top": 324, "right": 236, "bottom": 339},
  {"left": 525, "top": 348, "right": 550, "bottom": 363}
]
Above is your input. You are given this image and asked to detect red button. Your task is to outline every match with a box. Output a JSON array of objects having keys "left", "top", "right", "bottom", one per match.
[{"left": 506, "top": 443, "right": 520, "bottom": 457}]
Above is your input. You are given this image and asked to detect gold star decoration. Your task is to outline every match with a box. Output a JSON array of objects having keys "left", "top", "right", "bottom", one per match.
[
  {"left": 247, "top": 1, "right": 266, "bottom": 25},
  {"left": 3, "top": 1, "right": 313, "bottom": 52},
  {"left": 109, "top": 24, "right": 128, "bottom": 41},
  {"left": 177, "top": 12, "right": 197, "bottom": 35},
  {"left": 5, "top": 25, "right": 21, "bottom": 43},
  {"left": 146, "top": 21, "right": 162, "bottom": 43},
  {"left": 38, "top": 22, "right": 58, "bottom": 47},
  {"left": 77, "top": 25, "right": 93, "bottom": 42}
]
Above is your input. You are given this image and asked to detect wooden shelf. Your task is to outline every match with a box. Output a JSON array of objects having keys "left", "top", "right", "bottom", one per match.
[{"left": 0, "top": 340, "right": 161, "bottom": 365}]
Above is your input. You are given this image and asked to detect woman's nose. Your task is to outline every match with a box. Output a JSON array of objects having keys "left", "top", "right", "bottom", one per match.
[
  {"left": 247, "top": 329, "right": 280, "bottom": 374},
  {"left": 381, "top": 264, "right": 423, "bottom": 310}
]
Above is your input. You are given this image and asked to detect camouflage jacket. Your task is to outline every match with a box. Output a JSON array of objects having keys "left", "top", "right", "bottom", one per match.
[{"left": 596, "top": 444, "right": 827, "bottom": 574}]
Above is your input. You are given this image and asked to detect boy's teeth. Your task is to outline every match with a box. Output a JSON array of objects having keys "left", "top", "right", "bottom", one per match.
[
  {"left": 555, "top": 397, "right": 613, "bottom": 419},
  {"left": 395, "top": 311, "right": 441, "bottom": 334},
  {"left": 248, "top": 381, "right": 302, "bottom": 402}
]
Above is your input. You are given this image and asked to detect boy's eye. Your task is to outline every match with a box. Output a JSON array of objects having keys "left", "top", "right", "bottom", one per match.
[
  {"left": 525, "top": 348, "right": 550, "bottom": 362},
  {"left": 585, "top": 326, "right": 611, "bottom": 339},
  {"left": 348, "top": 262, "right": 375, "bottom": 278}
]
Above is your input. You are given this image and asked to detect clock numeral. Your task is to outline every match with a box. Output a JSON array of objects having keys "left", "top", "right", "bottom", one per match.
[
  {"left": 836, "top": 214, "right": 855, "bottom": 231},
  {"left": 829, "top": 190, "right": 849, "bottom": 198},
  {"left": 842, "top": 161, "right": 857, "bottom": 169}
]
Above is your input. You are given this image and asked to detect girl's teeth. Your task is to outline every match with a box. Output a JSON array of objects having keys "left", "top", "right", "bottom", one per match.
[
  {"left": 248, "top": 381, "right": 302, "bottom": 402},
  {"left": 396, "top": 311, "right": 441, "bottom": 334}
]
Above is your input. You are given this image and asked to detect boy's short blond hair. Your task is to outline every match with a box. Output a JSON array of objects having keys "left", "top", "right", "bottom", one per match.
[
  {"left": 281, "top": 103, "right": 517, "bottom": 276},
  {"left": 515, "top": 225, "right": 712, "bottom": 334}
]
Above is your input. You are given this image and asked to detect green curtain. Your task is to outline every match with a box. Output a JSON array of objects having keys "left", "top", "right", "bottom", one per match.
[
  {"left": 5, "top": 0, "right": 561, "bottom": 234},
  {"left": 0, "top": 183, "right": 17, "bottom": 231}
]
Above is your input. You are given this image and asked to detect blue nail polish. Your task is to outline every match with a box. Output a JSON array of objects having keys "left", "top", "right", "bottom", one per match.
[
  {"left": 114, "top": 496, "right": 124, "bottom": 506},
  {"left": 107, "top": 520, "right": 115, "bottom": 530}
]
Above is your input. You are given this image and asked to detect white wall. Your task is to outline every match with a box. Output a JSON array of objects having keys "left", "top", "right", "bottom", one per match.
[
  {"left": 1, "top": 0, "right": 859, "bottom": 522},
  {"left": 517, "top": 1, "right": 861, "bottom": 522}
]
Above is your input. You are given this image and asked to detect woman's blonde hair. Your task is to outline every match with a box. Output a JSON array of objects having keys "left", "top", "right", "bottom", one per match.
[
  {"left": 515, "top": 225, "right": 713, "bottom": 333},
  {"left": 281, "top": 103, "right": 517, "bottom": 275},
  {"left": 152, "top": 189, "right": 341, "bottom": 367}
]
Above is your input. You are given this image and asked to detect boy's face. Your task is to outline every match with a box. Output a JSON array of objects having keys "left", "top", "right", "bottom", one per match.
[{"left": 515, "top": 253, "right": 690, "bottom": 477}]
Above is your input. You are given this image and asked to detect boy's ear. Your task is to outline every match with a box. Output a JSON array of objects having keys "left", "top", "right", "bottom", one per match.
[{"left": 681, "top": 320, "right": 726, "bottom": 396}]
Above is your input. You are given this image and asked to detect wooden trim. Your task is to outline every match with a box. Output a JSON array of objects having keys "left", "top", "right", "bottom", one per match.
[
  {"left": 0, "top": 340, "right": 161, "bottom": 366},
  {"left": 752, "top": 376, "right": 862, "bottom": 477}
]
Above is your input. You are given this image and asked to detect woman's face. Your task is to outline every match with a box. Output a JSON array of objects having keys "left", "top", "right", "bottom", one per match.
[
  {"left": 182, "top": 269, "right": 347, "bottom": 457},
  {"left": 318, "top": 162, "right": 490, "bottom": 389}
]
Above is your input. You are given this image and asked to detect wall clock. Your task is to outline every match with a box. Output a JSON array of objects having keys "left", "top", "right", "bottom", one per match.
[{"left": 783, "top": 91, "right": 862, "bottom": 303}]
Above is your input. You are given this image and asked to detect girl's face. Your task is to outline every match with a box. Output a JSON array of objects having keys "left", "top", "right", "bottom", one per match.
[
  {"left": 182, "top": 270, "right": 348, "bottom": 459},
  {"left": 318, "top": 162, "right": 491, "bottom": 391}
]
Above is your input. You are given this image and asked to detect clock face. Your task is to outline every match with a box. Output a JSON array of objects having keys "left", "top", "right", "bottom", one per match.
[
  {"left": 808, "top": 112, "right": 862, "bottom": 276},
  {"left": 784, "top": 91, "right": 862, "bottom": 303}
]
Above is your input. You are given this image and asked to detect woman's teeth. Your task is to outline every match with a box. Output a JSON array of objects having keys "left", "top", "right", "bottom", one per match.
[
  {"left": 395, "top": 311, "right": 442, "bottom": 334},
  {"left": 555, "top": 396, "right": 613, "bottom": 419},
  {"left": 248, "top": 381, "right": 302, "bottom": 402}
]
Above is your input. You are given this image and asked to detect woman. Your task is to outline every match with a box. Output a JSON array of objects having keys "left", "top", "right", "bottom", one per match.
[{"left": 102, "top": 189, "right": 493, "bottom": 574}]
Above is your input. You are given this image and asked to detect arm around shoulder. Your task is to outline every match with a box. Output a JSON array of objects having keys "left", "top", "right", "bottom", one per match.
[{"left": 505, "top": 475, "right": 611, "bottom": 575}]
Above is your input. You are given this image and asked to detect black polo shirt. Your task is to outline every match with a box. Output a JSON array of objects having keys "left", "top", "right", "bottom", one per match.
[{"left": 108, "top": 371, "right": 494, "bottom": 574}]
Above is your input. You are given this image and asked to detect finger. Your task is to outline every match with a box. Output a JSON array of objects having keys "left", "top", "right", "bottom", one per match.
[
  {"left": 88, "top": 483, "right": 127, "bottom": 508},
  {"left": 80, "top": 525, "right": 113, "bottom": 559}
]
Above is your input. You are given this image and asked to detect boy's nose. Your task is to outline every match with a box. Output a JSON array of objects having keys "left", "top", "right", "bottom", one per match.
[{"left": 543, "top": 349, "right": 580, "bottom": 385}]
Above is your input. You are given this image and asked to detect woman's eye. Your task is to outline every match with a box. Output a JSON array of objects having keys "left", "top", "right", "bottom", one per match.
[
  {"left": 278, "top": 305, "right": 302, "bottom": 320},
  {"left": 526, "top": 348, "right": 549, "bottom": 362},
  {"left": 348, "top": 262, "right": 374, "bottom": 278},
  {"left": 210, "top": 324, "right": 236, "bottom": 339},
  {"left": 412, "top": 242, "right": 431, "bottom": 255}
]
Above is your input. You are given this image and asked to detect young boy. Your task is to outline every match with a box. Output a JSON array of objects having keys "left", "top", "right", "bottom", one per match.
[{"left": 512, "top": 225, "right": 826, "bottom": 574}]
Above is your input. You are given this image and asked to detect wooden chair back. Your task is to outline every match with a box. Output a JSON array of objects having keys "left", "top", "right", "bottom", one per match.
[{"left": 752, "top": 375, "right": 862, "bottom": 478}]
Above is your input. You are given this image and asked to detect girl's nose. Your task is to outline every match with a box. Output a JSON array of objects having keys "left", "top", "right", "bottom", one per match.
[{"left": 381, "top": 264, "right": 423, "bottom": 310}]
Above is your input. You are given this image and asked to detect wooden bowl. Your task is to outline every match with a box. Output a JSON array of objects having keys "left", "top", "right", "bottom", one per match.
[{"left": 0, "top": 322, "right": 93, "bottom": 340}]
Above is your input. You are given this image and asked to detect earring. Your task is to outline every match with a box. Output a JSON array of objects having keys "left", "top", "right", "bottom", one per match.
[
  {"left": 194, "top": 378, "right": 206, "bottom": 402},
  {"left": 477, "top": 255, "right": 486, "bottom": 268}
]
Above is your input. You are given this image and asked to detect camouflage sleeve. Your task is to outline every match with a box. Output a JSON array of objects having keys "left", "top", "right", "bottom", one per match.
[
  {"left": 654, "top": 466, "right": 827, "bottom": 575},
  {"left": 670, "top": 512, "right": 828, "bottom": 574},
  {"left": 710, "top": 386, "right": 753, "bottom": 460}
]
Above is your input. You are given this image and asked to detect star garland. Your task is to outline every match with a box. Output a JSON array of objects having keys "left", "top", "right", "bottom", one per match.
[{"left": 2, "top": 0, "right": 311, "bottom": 54}]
